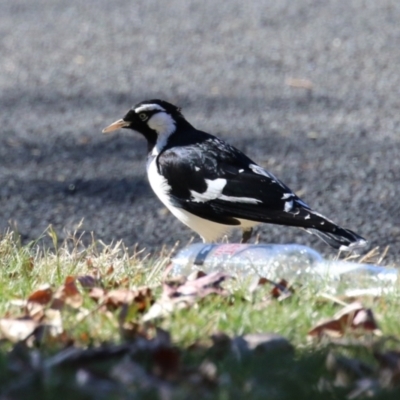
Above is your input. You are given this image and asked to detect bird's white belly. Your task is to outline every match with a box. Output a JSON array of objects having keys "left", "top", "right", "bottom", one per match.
[{"left": 147, "top": 159, "right": 257, "bottom": 242}]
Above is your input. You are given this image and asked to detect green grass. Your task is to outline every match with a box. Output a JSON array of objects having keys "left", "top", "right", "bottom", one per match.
[{"left": 0, "top": 228, "right": 399, "bottom": 399}]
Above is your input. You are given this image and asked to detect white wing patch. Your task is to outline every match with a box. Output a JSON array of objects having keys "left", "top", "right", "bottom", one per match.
[
  {"left": 190, "top": 178, "right": 261, "bottom": 204},
  {"left": 282, "top": 193, "right": 294, "bottom": 200},
  {"left": 134, "top": 104, "right": 166, "bottom": 113},
  {"left": 284, "top": 200, "right": 294, "bottom": 212}
]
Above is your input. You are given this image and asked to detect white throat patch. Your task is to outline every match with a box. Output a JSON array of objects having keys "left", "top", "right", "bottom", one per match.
[{"left": 148, "top": 112, "right": 176, "bottom": 155}]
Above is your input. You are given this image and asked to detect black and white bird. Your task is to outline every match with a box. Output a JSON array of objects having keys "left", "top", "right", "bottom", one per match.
[{"left": 102, "top": 99, "right": 366, "bottom": 251}]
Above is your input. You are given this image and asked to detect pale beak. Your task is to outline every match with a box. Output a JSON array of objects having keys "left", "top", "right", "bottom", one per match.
[{"left": 102, "top": 119, "right": 130, "bottom": 133}]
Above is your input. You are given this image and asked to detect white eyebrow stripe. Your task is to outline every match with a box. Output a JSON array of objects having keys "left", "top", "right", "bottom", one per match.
[{"left": 134, "top": 104, "right": 166, "bottom": 113}]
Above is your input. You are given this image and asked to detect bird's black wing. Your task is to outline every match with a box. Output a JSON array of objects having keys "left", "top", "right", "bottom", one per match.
[{"left": 156, "top": 135, "right": 315, "bottom": 227}]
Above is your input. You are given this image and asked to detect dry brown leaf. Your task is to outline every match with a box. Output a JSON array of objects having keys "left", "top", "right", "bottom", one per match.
[
  {"left": 88, "top": 287, "right": 105, "bottom": 302},
  {"left": 104, "top": 287, "right": 153, "bottom": 312},
  {"left": 27, "top": 285, "right": 53, "bottom": 305},
  {"left": 64, "top": 276, "right": 81, "bottom": 297},
  {"left": 308, "top": 302, "right": 379, "bottom": 338},
  {"left": 249, "top": 277, "right": 293, "bottom": 301},
  {"left": 270, "top": 278, "right": 293, "bottom": 300},
  {"left": 52, "top": 276, "right": 83, "bottom": 309},
  {"left": 26, "top": 302, "right": 45, "bottom": 321},
  {"left": 24, "top": 285, "right": 54, "bottom": 321},
  {"left": 0, "top": 318, "right": 38, "bottom": 342},
  {"left": 258, "top": 277, "right": 269, "bottom": 286},
  {"left": 44, "top": 309, "right": 64, "bottom": 337},
  {"left": 105, "top": 289, "right": 138, "bottom": 307},
  {"left": 143, "top": 272, "right": 230, "bottom": 320},
  {"left": 167, "top": 271, "right": 229, "bottom": 298}
]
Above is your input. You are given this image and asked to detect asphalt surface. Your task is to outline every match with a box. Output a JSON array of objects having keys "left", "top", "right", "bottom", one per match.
[{"left": 1, "top": 0, "right": 399, "bottom": 262}]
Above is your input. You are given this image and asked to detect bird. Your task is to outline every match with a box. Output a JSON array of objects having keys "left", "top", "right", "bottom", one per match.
[{"left": 102, "top": 99, "right": 367, "bottom": 251}]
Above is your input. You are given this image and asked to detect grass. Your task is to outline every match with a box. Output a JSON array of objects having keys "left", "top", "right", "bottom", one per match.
[{"left": 0, "top": 228, "right": 399, "bottom": 399}]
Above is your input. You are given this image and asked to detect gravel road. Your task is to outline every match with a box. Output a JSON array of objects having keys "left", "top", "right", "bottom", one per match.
[{"left": 1, "top": 0, "right": 399, "bottom": 262}]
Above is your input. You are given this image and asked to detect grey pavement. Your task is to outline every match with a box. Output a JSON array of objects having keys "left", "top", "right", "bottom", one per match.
[{"left": 0, "top": 0, "right": 399, "bottom": 262}]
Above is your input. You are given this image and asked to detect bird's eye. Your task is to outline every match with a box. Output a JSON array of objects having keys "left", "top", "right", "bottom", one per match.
[{"left": 138, "top": 113, "right": 148, "bottom": 121}]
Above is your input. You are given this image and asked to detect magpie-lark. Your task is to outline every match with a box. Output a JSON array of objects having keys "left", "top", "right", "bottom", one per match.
[{"left": 103, "top": 99, "right": 366, "bottom": 250}]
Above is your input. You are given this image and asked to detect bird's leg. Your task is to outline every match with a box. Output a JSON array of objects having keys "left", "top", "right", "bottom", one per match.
[{"left": 241, "top": 228, "right": 253, "bottom": 244}]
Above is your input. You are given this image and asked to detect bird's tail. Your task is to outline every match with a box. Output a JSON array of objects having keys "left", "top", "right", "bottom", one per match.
[
  {"left": 285, "top": 204, "right": 367, "bottom": 251},
  {"left": 305, "top": 227, "right": 367, "bottom": 251},
  {"left": 268, "top": 206, "right": 367, "bottom": 251},
  {"left": 211, "top": 198, "right": 367, "bottom": 250}
]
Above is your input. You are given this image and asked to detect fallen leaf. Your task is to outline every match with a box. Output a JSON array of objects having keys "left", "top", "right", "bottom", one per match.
[
  {"left": 9, "top": 299, "right": 28, "bottom": 308},
  {"left": 143, "top": 272, "right": 230, "bottom": 320},
  {"left": 44, "top": 309, "right": 64, "bottom": 337},
  {"left": 249, "top": 277, "right": 293, "bottom": 302},
  {"left": 308, "top": 302, "right": 380, "bottom": 337},
  {"left": 26, "top": 302, "right": 45, "bottom": 321},
  {"left": 64, "top": 276, "right": 81, "bottom": 297},
  {"left": 0, "top": 318, "right": 38, "bottom": 342},
  {"left": 270, "top": 278, "right": 293, "bottom": 300},
  {"left": 142, "top": 301, "right": 178, "bottom": 321},
  {"left": 27, "top": 285, "right": 53, "bottom": 305},
  {"left": 52, "top": 276, "right": 83, "bottom": 309},
  {"left": 104, "top": 287, "right": 153, "bottom": 312},
  {"left": 258, "top": 277, "right": 268, "bottom": 286},
  {"left": 167, "top": 271, "right": 229, "bottom": 298},
  {"left": 88, "top": 287, "right": 105, "bottom": 302}
]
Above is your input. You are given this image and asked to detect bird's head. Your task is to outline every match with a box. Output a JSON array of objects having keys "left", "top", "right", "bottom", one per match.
[{"left": 102, "top": 99, "right": 185, "bottom": 153}]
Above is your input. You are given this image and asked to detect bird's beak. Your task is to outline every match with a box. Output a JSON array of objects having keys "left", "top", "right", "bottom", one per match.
[{"left": 102, "top": 119, "right": 130, "bottom": 133}]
